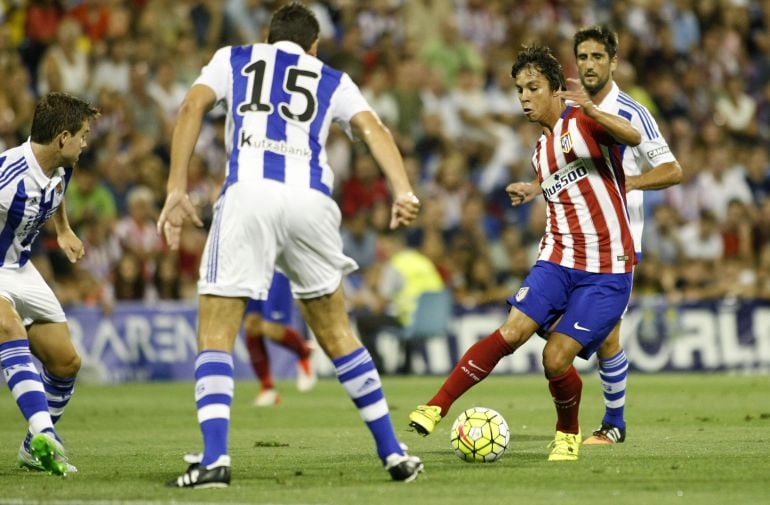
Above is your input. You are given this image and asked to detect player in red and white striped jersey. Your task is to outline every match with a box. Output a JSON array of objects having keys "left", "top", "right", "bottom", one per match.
[{"left": 409, "top": 45, "right": 640, "bottom": 462}]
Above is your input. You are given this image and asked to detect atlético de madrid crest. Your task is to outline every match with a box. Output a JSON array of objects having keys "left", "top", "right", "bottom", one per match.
[
  {"left": 560, "top": 132, "right": 573, "bottom": 153},
  {"left": 515, "top": 287, "right": 529, "bottom": 302}
]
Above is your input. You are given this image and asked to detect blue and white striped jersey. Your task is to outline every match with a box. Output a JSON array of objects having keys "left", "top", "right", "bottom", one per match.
[
  {"left": 195, "top": 40, "right": 372, "bottom": 196},
  {"left": 596, "top": 82, "right": 677, "bottom": 254},
  {"left": 0, "top": 140, "right": 72, "bottom": 269}
]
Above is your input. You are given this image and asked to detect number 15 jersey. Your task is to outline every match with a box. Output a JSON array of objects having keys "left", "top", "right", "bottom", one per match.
[{"left": 194, "top": 40, "right": 372, "bottom": 197}]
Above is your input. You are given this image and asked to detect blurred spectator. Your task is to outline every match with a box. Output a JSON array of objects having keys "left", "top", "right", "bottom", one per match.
[
  {"left": 154, "top": 253, "right": 182, "bottom": 300},
  {"left": 77, "top": 214, "right": 122, "bottom": 309},
  {"left": 342, "top": 212, "right": 378, "bottom": 271},
  {"left": 354, "top": 230, "right": 444, "bottom": 373},
  {"left": 339, "top": 153, "right": 389, "bottom": 219},
  {"left": 668, "top": 0, "right": 701, "bottom": 54},
  {"left": 113, "top": 185, "right": 164, "bottom": 287},
  {"left": 113, "top": 252, "right": 145, "bottom": 301},
  {"left": 37, "top": 17, "right": 90, "bottom": 97},
  {"left": 642, "top": 203, "right": 683, "bottom": 265},
  {"left": 679, "top": 209, "right": 724, "bottom": 261},
  {"left": 226, "top": 0, "right": 270, "bottom": 44},
  {"left": 714, "top": 73, "right": 758, "bottom": 141},
  {"left": 148, "top": 59, "right": 188, "bottom": 123},
  {"left": 695, "top": 144, "right": 753, "bottom": 221},
  {"left": 427, "top": 150, "right": 473, "bottom": 232},
  {"left": 125, "top": 61, "right": 169, "bottom": 152},
  {"left": 721, "top": 199, "right": 754, "bottom": 261},
  {"left": 743, "top": 145, "right": 770, "bottom": 202},
  {"left": 361, "top": 64, "right": 399, "bottom": 129},
  {"left": 356, "top": 0, "right": 403, "bottom": 49},
  {"left": 90, "top": 36, "right": 132, "bottom": 96},
  {"left": 68, "top": 0, "right": 111, "bottom": 43},
  {"left": 65, "top": 162, "right": 118, "bottom": 232},
  {"left": 421, "top": 17, "right": 483, "bottom": 87},
  {"left": 455, "top": 254, "right": 510, "bottom": 309},
  {"left": 20, "top": 0, "right": 64, "bottom": 86},
  {"left": 455, "top": 0, "right": 506, "bottom": 53}
]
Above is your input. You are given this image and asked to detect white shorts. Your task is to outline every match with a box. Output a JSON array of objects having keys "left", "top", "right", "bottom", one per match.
[
  {"left": 0, "top": 263, "right": 67, "bottom": 326},
  {"left": 198, "top": 180, "right": 358, "bottom": 300}
]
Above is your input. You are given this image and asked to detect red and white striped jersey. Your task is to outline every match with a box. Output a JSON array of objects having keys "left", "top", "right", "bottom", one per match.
[{"left": 532, "top": 106, "right": 635, "bottom": 274}]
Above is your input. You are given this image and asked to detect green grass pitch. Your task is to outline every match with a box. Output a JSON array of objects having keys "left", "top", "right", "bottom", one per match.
[{"left": 1, "top": 374, "right": 769, "bottom": 505}]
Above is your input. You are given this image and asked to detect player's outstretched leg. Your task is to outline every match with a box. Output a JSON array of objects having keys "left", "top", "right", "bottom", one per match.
[
  {"left": 585, "top": 348, "right": 628, "bottom": 445},
  {"left": 334, "top": 347, "right": 423, "bottom": 481},
  {"left": 168, "top": 351, "right": 233, "bottom": 488},
  {"left": 547, "top": 365, "right": 582, "bottom": 461},
  {"left": 18, "top": 367, "right": 80, "bottom": 473},
  {"left": 1, "top": 339, "right": 74, "bottom": 476},
  {"left": 409, "top": 330, "right": 514, "bottom": 436}
]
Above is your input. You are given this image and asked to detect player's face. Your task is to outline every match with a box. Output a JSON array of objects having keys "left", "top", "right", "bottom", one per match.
[
  {"left": 575, "top": 39, "right": 616, "bottom": 96},
  {"left": 60, "top": 121, "right": 91, "bottom": 164},
  {"left": 515, "top": 66, "right": 559, "bottom": 126}
]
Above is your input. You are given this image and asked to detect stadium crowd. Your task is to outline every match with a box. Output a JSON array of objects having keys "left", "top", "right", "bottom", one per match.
[{"left": 1, "top": 0, "right": 769, "bottom": 318}]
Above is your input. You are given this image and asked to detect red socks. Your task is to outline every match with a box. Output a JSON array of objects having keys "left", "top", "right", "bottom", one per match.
[
  {"left": 548, "top": 365, "right": 582, "bottom": 434},
  {"left": 428, "top": 330, "right": 514, "bottom": 416},
  {"left": 245, "top": 334, "right": 273, "bottom": 390},
  {"left": 279, "top": 327, "right": 311, "bottom": 362},
  {"left": 246, "top": 327, "right": 311, "bottom": 387}
]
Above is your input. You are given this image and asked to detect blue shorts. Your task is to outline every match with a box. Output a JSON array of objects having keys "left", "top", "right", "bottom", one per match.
[
  {"left": 245, "top": 271, "right": 293, "bottom": 324},
  {"left": 508, "top": 261, "right": 632, "bottom": 359}
]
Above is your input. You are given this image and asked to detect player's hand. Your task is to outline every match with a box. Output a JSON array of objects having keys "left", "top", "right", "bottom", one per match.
[
  {"left": 558, "top": 78, "right": 597, "bottom": 116},
  {"left": 506, "top": 182, "right": 539, "bottom": 206},
  {"left": 57, "top": 229, "right": 85, "bottom": 263},
  {"left": 157, "top": 190, "right": 203, "bottom": 250},
  {"left": 389, "top": 191, "right": 420, "bottom": 229}
]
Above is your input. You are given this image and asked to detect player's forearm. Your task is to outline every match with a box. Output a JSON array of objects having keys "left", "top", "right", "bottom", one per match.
[
  {"left": 359, "top": 119, "right": 413, "bottom": 195},
  {"left": 52, "top": 201, "right": 72, "bottom": 234},
  {"left": 167, "top": 104, "right": 204, "bottom": 192},
  {"left": 626, "top": 160, "right": 682, "bottom": 191},
  {"left": 587, "top": 108, "right": 641, "bottom": 146}
]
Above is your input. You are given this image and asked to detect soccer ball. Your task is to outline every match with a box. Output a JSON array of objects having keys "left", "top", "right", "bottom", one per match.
[{"left": 450, "top": 407, "right": 510, "bottom": 463}]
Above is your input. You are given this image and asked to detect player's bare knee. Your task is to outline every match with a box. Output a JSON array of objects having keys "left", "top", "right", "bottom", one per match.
[
  {"left": 498, "top": 323, "right": 531, "bottom": 351},
  {"left": 542, "top": 351, "right": 572, "bottom": 377},
  {"left": 46, "top": 351, "right": 81, "bottom": 378}
]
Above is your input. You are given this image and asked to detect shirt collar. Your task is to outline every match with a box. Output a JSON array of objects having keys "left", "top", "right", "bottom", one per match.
[
  {"left": 272, "top": 40, "right": 307, "bottom": 55},
  {"left": 597, "top": 81, "right": 620, "bottom": 109},
  {"left": 23, "top": 138, "right": 65, "bottom": 188}
]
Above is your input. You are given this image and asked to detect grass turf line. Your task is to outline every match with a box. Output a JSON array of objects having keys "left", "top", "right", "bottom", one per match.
[{"left": 1, "top": 374, "right": 769, "bottom": 505}]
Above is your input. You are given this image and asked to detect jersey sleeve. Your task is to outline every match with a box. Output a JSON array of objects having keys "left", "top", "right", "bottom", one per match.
[
  {"left": 330, "top": 72, "right": 373, "bottom": 124},
  {"left": 193, "top": 47, "right": 232, "bottom": 102},
  {"left": 631, "top": 111, "right": 677, "bottom": 168}
]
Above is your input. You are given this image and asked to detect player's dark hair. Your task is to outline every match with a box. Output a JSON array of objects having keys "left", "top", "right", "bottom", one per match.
[
  {"left": 267, "top": 2, "right": 320, "bottom": 51},
  {"left": 573, "top": 25, "right": 618, "bottom": 58},
  {"left": 30, "top": 92, "right": 99, "bottom": 144},
  {"left": 511, "top": 45, "right": 566, "bottom": 92}
]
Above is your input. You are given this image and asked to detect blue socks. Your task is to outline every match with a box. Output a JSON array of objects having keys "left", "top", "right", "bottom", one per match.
[
  {"left": 0, "top": 340, "right": 56, "bottom": 436},
  {"left": 41, "top": 368, "right": 75, "bottom": 423},
  {"left": 333, "top": 347, "right": 403, "bottom": 463},
  {"left": 598, "top": 349, "right": 628, "bottom": 429},
  {"left": 195, "top": 351, "right": 234, "bottom": 466}
]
